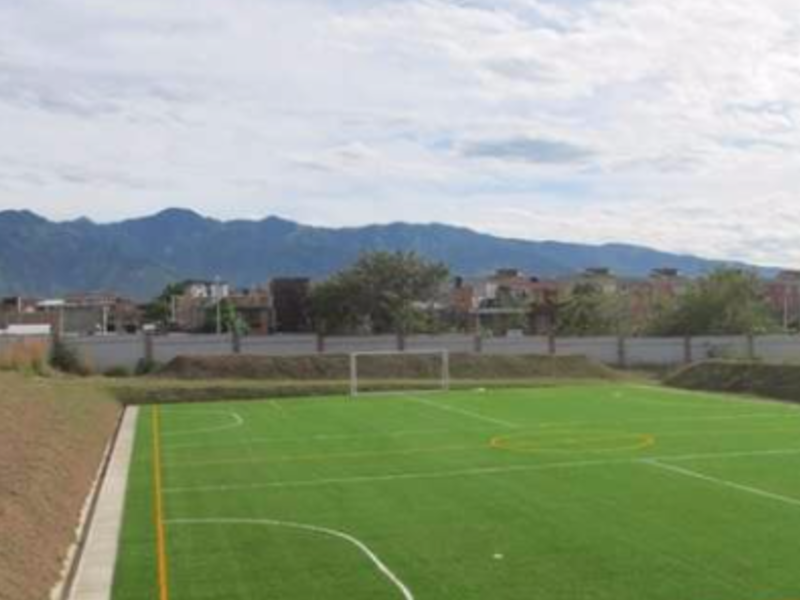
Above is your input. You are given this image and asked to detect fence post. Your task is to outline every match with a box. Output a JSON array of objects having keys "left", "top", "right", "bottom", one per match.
[
  {"left": 617, "top": 336, "right": 627, "bottom": 368},
  {"left": 746, "top": 334, "right": 756, "bottom": 360},
  {"left": 473, "top": 334, "right": 483, "bottom": 354},
  {"left": 232, "top": 330, "right": 242, "bottom": 355},
  {"left": 143, "top": 331, "right": 154, "bottom": 364},
  {"left": 397, "top": 332, "right": 406, "bottom": 352},
  {"left": 316, "top": 332, "right": 326, "bottom": 354},
  {"left": 683, "top": 336, "right": 693, "bottom": 364},
  {"left": 548, "top": 334, "right": 556, "bottom": 356}
]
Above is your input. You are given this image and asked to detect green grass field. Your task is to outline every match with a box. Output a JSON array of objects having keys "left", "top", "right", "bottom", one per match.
[{"left": 112, "top": 383, "right": 800, "bottom": 600}]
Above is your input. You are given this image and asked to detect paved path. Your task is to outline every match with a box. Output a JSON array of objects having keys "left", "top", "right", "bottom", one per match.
[{"left": 69, "top": 407, "right": 139, "bottom": 600}]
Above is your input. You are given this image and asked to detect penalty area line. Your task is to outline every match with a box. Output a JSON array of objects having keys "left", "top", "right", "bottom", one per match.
[{"left": 165, "top": 518, "right": 414, "bottom": 600}]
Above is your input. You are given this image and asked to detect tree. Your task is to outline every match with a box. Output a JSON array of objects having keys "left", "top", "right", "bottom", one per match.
[
  {"left": 203, "top": 298, "right": 249, "bottom": 334},
  {"left": 647, "top": 269, "right": 778, "bottom": 336},
  {"left": 555, "top": 283, "right": 617, "bottom": 336},
  {"left": 310, "top": 251, "right": 449, "bottom": 335},
  {"left": 143, "top": 281, "right": 189, "bottom": 328}
]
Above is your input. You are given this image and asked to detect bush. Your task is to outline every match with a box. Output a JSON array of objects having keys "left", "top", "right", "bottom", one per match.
[
  {"left": 49, "top": 339, "right": 91, "bottom": 376},
  {"left": 104, "top": 366, "right": 131, "bottom": 378},
  {"left": 135, "top": 358, "right": 161, "bottom": 376}
]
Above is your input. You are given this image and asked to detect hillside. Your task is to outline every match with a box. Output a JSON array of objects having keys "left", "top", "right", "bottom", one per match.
[{"left": 0, "top": 208, "right": 769, "bottom": 299}]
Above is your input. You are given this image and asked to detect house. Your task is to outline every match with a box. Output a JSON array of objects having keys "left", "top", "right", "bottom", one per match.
[
  {"left": 764, "top": 271, "right": 800, "bottom": 329},
  {"left": 182, "top": 280, "right": 230, "bottom": 301},
  {"left": 169, "top": 280, "right": 233, "bottom": 332},
  {"left": 228, "top": 287, "right": 273, "bottom": 334},
  {"left": 449, "top": 270, "right": 560, "bottom": 335},
  {"left": 0, "top": 296, "right": 53, "bottom": 330},
  {"left": 2, "top": 293, "right": 143, "bottom": 336}
]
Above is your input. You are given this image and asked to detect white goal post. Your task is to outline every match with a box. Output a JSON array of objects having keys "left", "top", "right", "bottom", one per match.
[{"left": 349, "top": 349, "right": 451, "bottom": 397}]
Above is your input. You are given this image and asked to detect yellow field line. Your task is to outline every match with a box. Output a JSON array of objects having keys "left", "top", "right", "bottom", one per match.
[
  {"left": 152, "top": 406, "right": 170, "bottom": 600},
  {"left": 490, "top": 431, "right": 656, "bottom": 454}
]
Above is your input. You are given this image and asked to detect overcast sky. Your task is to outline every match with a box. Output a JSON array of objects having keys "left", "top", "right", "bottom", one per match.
[{"left": 1, "top": 0, "right": 799, "bottom": 266}]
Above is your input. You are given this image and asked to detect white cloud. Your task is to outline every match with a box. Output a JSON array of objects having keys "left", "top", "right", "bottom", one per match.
[{"left": 1, "top": 0, "right": 800, "bottom": 266}]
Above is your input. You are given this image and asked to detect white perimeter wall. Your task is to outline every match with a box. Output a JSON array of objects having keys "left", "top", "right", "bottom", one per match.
[{"left": 49, "top": 332, "right": 800, "bottom": 372}]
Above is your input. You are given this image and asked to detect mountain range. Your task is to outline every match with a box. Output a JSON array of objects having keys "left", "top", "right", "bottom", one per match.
[{"left": 0, "top": 208, "right": 772, "bottom": 300}]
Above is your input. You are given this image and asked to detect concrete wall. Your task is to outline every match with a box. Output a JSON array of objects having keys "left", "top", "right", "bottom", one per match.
[
  {"left": 58, "top": 332, "right": 800, "bottom": 372},
  {"left": 71, "top": 335, "right": 145, "bottom": 372}
]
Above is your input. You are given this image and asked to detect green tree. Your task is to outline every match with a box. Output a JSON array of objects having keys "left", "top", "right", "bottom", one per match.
[
  {"left": 143, "top": 281, "right": 189, "bottom": 328},
  {"left": 204, "top": 298, "right": 249, "bottom": 334},
  {"left": 647, "top": 269, "right": 778, "bottom": 336},
  {"left": 310, "top": 251, "right": 449, "bottom": 334},
  {"left": 555, "top": 283, "right": 617, "bottom": 336}
]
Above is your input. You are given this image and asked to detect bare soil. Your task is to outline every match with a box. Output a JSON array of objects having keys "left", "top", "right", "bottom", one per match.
[{"left": 0, "top": 373, "right": 120, "bottom": 600}]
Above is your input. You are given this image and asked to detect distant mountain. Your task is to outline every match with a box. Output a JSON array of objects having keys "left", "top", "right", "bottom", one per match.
[{"left": 0, "top": 208, "right": 774, "bottom": 300}]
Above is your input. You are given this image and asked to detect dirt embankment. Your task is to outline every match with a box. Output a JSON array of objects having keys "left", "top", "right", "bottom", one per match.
[
  {"left": 665, "top": 360, "right": 800, "bottom": 403},
  {"left": 0, "top": 373, "right": 120, "bottom": 600}
]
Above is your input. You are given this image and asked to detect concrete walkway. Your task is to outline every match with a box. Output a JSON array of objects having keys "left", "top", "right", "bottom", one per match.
[{"left": 69, "top": 407, "right": 139, "bottom": 600}]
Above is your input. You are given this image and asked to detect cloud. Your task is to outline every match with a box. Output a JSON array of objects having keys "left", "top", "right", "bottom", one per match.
[
  {"left": 462, "top": 137, "right": 594, "bottom": 164},
  {"left": 1, "top": 0, "right": 800, "bottom": 266}
]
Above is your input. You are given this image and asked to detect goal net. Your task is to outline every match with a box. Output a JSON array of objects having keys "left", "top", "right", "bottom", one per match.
[{"left": 349, "top": 349, "right": 450, "bottom": 397}]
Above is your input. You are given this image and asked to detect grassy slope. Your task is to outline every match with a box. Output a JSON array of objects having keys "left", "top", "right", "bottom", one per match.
[
  {"left": 111, "top": 376, "right": 619, "bottom": 405},
  {"left": 113, "top": 383, "right": 800, "bottom": 600},
  {"left": 666, "top": 360, "right": 800, "bottom": 403},
  {"left": 0, "top": 373, "right": 120, "bottom": 600},
  {"left": 159, "top": 354, "right": 619, "bottom": 381},
  {"left": 115, "top": 353, "right": 622, "bottom": 405}
]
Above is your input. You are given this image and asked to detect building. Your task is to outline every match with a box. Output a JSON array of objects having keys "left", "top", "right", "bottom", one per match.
[
  {"left": 1, "top": 293, "right": 142, "bottom": 335},
  {"left": 448, "top": 270, "right": 560, "bottom": 335},
  {"left": 182, "top": 280, "right": 231, "bottom": 301},
  {"left": 764, "top": 271, "right": 800, "bottom": 329},
  {"left": 228, "top": 287, "right": 273, "bottom": 334},
  {"left": 0, "top": 296, "right": 52, "bottom": 330}
]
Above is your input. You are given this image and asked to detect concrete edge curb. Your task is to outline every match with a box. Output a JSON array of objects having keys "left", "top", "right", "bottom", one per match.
[{"left": 65, "top": 407, "right": 140, "bottom": 600}]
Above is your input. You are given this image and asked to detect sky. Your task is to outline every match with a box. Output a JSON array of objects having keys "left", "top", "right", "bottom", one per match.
[{"left": 1, "top": 0, "right": 800, "bottom": 267}]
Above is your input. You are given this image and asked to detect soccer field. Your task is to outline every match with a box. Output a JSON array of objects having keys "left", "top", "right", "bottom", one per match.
[{"left": 112, "top": 383, "right": 800, "bottom": 600}]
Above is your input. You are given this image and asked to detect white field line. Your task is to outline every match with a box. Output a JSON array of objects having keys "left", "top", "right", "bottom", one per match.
[
  {"left": 166, "top": 518, "right": 414, "bottom": 600},
  {"left": 405, "top": 394, "right": 519, "bottom": 429},
  {"left": 645, "top": 460, "right": 800, "bottom": 508},
  {"left": 269, "top": 401, "right": 287, "bottom": 414},
  {"left": 160, "top": 410, "right": 244, "bottom": 438},
  {"left": 162, "top": 447, "right": 800, "bottom": 495}
]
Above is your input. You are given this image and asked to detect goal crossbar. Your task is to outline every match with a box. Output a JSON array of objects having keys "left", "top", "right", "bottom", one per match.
[{"left": 349, "top": 349, "right": 450, "bottom": 397}]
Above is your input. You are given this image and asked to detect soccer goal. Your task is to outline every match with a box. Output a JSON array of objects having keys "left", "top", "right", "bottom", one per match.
[{"left": 349, "top": 349, "right": 450, "bottom": 397}]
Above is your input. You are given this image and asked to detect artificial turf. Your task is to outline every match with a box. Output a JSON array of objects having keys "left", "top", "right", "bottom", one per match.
[{"left": 111, "top": 383, "right": 800, "bottom": 600}]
